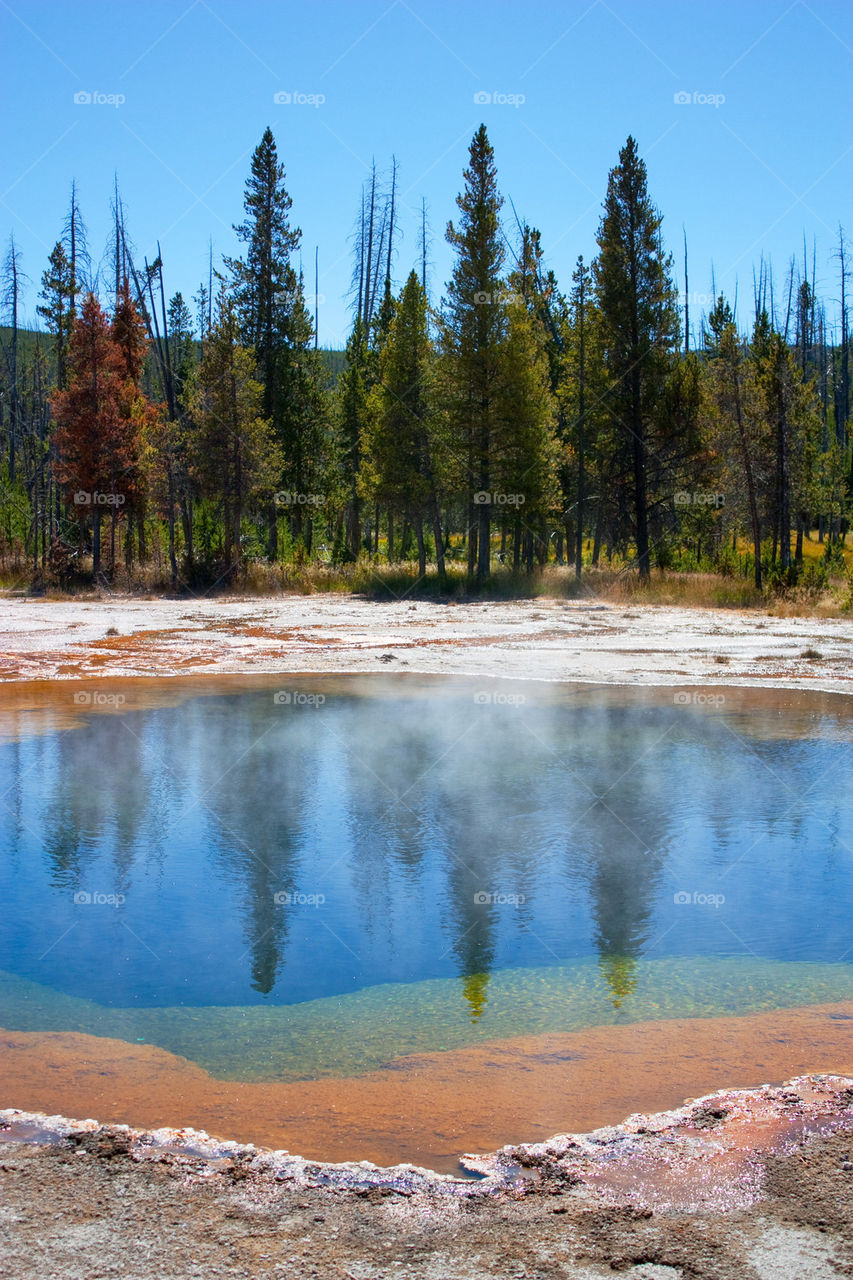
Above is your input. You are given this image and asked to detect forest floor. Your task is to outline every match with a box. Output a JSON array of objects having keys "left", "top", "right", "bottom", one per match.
[{"left": 1, "top": 593, "right": 852, "bottom": 1277}]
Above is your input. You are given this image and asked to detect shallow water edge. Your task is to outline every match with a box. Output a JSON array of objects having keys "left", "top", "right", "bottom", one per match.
[{"left": 1, "top": 998, "right": 852, "bottom": 1172}]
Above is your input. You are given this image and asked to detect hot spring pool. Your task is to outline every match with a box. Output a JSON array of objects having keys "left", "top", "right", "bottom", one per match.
[{"left": 1, "top": 677, "right": 851, "bottom": 1162}]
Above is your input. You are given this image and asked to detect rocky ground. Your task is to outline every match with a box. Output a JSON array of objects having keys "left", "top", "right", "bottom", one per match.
[{"left": 1, "top": 1076, "right": 852, "bottom": 1280}]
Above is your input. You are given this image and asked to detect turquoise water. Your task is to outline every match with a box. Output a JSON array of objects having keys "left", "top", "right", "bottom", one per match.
[
  {"left": 2, "top": 957, "right": 853, "bottom": 1081},
  {"left": 1, "top": 679, "right": 851, "bottom": 1079}
]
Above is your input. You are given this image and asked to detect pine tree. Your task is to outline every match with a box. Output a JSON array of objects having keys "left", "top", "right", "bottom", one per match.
[
  {"left": 112, "top": 279, "right": 147, "bottom": 386},
  {"left": 37, "top": 238, "right": 79, "bottom": 548},
  {"left": 38, "top": 242, "right": 75, "bottom": 392},
  {"left": 336, "top": 317, "right": 370, "bottom": 559},
  {"left": 276, "top": 271, "right": 329, "bottom": 555},
  {"left": 227, "top": 127, "right": 300, "bottom": 366},
  {"left": 110, "top": 281, "right": 153, "bottom": 569},
  {"left": 492, "top": 295, "right": 559, "bottom": 570},
  {"left": 164, "top": 290, "right": 197, "bottom": 573},
  {"left": 226, "top": 127, "right": 301, "bottom": 558},
  {"left": 506, "top": 227, "right": 567, "bottom": 569},
  {"left": 184, "top": 286, "right": 282, "bottom": 573},
  {"left": 442, "top": 125, "right": 506, "bottom": 583},
  {"left": 565, "top": 255, "right": 597, "bottom": 576},
  {"left": 166, "top": 292, "right": 194, "bottom": 394},
  {"left": 594, "top": 136, "right": 679, "bottom": 579},
  {"left": 753, "top": 323, "right": 821, "bottom": 575},
  {"left": 52, "top": 294, "right": 129, "bottom": 576},
  {"left": 362, "top": 270, "right": 446, "bottom": 580}
]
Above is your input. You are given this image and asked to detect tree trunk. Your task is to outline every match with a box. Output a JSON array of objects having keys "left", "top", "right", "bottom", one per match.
[
  {"left": 347, "top": 495, "right": 361, "bottom": 559},
  {"left": 631, "top": 376, "right": 650, "bottom": 578},
  {"left": 137, "top": 510, "right": 147, "bottom": 564},
  {"left": 576, "top": 304, "right": 585, "bottom": 580},
  {"left": 268, "top": 501, "right": 278, "bottom": 560},
  {"left": 224, "top": 498, "right": 232, "bottom": 568},
  {"left": 592, "top": 498, "right": 604, "bottom": 566},
  {"left": 467, "top": 502, "right": 477, "bottom": 580},
  {"left": 92, "top": 510, "right": 101, "bottom": 577},
  {"left": 536, "top": 516, "right": 548, "bottom": 566},
  {"left": 729, "top": 356, "right": 762, "bottom": 590},
  {"left": 415, "top": 513, "right": 426, "bottom": 579},
  {"left": 430, "top": 495, "right": 446, "bottom": 586},
  {"left": 777, "top": 402, "right": 791, "bottom": 573},
  {"left": 476, "top": 496, "right": 490, "bottom": 582},
  {"left": 167, "top": 468, "right": 177, "bottom": 588},
  {"left": 180, "top": 498, "right": 192, "bottom": 565},
  {"left": 523, "top": 528, "right": 534, "bottom": 572}
]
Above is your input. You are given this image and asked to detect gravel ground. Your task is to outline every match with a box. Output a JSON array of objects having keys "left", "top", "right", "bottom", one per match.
[{"left": 1, "top": 1077, "right": 852, "bottom": 1280}]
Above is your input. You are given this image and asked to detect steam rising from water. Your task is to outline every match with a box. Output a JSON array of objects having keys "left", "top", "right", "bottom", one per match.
[{"left": 0, "top": 678, "right": 851, "bottom": 1075}]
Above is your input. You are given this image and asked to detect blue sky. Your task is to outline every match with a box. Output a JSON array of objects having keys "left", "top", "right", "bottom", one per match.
[{"left": 2, "top": 0, "right": 851, "bottom": 347}]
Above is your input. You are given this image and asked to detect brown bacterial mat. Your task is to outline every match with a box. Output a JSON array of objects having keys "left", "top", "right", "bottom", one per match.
[{"left": 1, "top": 1000, "right": 851, "bottom": 1172}]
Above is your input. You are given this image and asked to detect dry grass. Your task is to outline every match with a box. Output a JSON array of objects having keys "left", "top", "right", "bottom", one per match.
[{"left": 2, "top": 554, "right": 851, "bottom": 617}]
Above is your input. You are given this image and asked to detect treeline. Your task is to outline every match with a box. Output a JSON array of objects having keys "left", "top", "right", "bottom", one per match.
[{"left": 1, "top": 125, "right": 850, "bottom": 593}]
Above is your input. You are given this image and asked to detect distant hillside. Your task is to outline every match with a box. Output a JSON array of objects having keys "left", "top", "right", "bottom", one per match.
[
  {"left": 0, "top": 326, "right": 53, "bottom": 365},
  {"left": 0, "top": 326, "right": 346, "bottom": 386},
  {"left": 319, "top": 348, "right": 347, "bottom": 384}
]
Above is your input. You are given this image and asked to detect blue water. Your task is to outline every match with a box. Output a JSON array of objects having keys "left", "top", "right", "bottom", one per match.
[{"left": 1, "top": 678, "right": 851, "bottom": 1077}]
